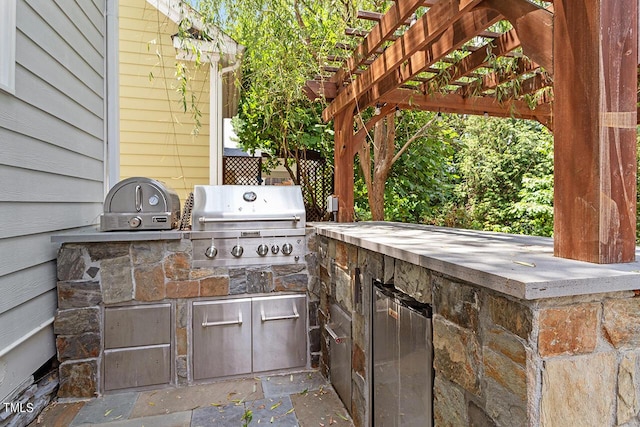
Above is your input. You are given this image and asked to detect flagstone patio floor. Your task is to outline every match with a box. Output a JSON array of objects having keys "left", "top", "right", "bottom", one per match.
[{"left": 28, "top": 370, "right": 353, "bottom": 427}]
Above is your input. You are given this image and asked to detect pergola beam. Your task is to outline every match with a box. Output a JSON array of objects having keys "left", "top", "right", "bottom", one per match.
[
  {"left": 330, "top": 0, "right": 426, "bottom": 87},
  {"left": 421, "top": 28, "right": 521, "bottom": 94},
  {"left": 356, "top": 8, "right": 501, "bottom": 112},
  {"left": 483, "top": 0, "right": 553, "bottom": 72},
  {"left": 379, "top": 88, "right": 551, "bottom": 123},
  {"left": 323, "top": 0, "right": 485, "bottom": 122},
  {"left": 457, "top": 56, "right": 539, "bottom": 97}
]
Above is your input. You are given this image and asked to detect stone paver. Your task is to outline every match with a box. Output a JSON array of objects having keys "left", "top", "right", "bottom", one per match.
[
  {"left": 290, "top": 387, "right": 353, "bottom": 427},
  {"left": 190, "top": 403, "right": 245, "bottom": 427},
  {"left": 262, "top": 371, "right": 327, "bottom": 398},
  {"left": 27, "top": 401, "right": 85, "bottom": 427},
  {"left": 83, "top": 411, "right": 192, "bottom": 427},
  {"left": 131, "top": 379, "right": 262, "bottom": 418},
  {"left": 70, "top": 392, "right": 137, "bottom": 426},
  {"left": 245, "top": 395, "right": 298, "bottom": 426}
]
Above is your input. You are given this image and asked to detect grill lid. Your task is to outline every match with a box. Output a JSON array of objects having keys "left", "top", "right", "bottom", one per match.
[{"left": 191, "top": 185, "right": 306, "bottom": 231}]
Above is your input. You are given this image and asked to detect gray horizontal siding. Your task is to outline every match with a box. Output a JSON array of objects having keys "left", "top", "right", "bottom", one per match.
[
  {"left": 22, "top": 0, "right": 104, "bottom": 77},
  {"left": 0, "top": 233, "right": 60, "bottom": 278},
  {"left": 0, "top": 202, "right": 103, "bottom": 239},
  {"left": 0, "top": 94, "right": 104, "bottom": 160},
  {"left": 1, "top": 128, "right": 104, "bottom": 181},
  {"left": 0, "top": 262, "right": 57, "bottom": 316},
  {"left": 0, "top": 165, "right": 103, "bottom": 202},
  {"left": 16, "top": 30, "right": 103, "bottom": 116},
  {"left": 0, "top": 290, "right": 57, "bottom": 354},
  {"left": 15, "top": 64, "right": 103, "bottom": 139},
  {"left": 0, "top": 0, "right": 106, "bottom": 402}
]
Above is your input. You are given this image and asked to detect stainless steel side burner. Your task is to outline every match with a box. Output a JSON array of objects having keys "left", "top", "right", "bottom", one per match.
[{"left": 190, "top": 185, "right": 306, "bottom": 267}]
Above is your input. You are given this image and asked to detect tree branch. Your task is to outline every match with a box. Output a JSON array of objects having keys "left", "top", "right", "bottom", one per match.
[{"left": 391, "top": 115, "right": 438, "bottom": 166}]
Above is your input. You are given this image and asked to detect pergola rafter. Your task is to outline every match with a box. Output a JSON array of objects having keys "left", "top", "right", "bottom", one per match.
[{"left": 303, "top": 0, "right": 638, "bottom": 265}]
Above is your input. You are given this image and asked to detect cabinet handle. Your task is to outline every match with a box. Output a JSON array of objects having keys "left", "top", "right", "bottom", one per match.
[
  {"left": 202, "top": 311, "right": 243, "bottom": 327},
  {"left": 325, "top": 324, "right": 348, "bottom": 344},
  {"left": 261, "top": 303, "right": 299, "bottom": 322}
]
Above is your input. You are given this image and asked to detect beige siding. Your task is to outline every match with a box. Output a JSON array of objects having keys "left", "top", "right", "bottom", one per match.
[
  {"left": 0, "top": 0, "right": 105, "bottom": 401},
  {"left": 119, "top": 0, "right": 211, "bottom": 202}
]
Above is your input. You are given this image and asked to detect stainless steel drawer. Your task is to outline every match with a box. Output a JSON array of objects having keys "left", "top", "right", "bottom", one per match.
[
  {"left": 104, "top": 304, "right": 171, "bottom": 349},
  {"left": 252, "top": 294, "right": 307, "bottom": 372},
  {"left": 192, "top": 298, "right": 252, "bottom": 380},
  {"left": 104, "top": 344, "right": 171, "bottom": 391}
]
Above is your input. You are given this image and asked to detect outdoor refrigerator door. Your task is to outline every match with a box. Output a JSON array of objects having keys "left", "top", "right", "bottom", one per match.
[{"left": 373, "top": 288, "right": 400, "bottom": 427}]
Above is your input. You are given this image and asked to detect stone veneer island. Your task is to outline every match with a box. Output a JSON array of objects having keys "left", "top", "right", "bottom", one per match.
[
  {"left": 313, "top": 222, "right": 640, "bottom": 427},
  {"left": 52, "top": 229, "right": 318, "bottom": 398}
]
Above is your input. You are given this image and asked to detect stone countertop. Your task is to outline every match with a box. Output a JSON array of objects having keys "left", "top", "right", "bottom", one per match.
[
  {"left": 313, "top": 222, "right": 640, "bottom": 300},
  {"left": 51, "top": 226, "right": 185, "bottom": 243}
]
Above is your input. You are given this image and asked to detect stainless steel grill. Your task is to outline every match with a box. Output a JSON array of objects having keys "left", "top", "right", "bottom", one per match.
[
  {"left": 190, "top": 185, "right": 306, "bottom": 267},
  {"left": 100, "top": 177, "right": 180, "bottom": 231}
]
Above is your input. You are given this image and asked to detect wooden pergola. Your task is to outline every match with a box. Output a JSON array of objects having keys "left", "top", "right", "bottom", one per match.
[{"left": 305, "top": 0, "right": 638, "bottom": 264}]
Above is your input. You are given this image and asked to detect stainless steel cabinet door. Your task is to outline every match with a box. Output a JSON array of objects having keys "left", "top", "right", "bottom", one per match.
[
  {"left": 252, "top": 294, "right": 307, "bottom": 372},
  {"left": 192, "top": 299, "right": 252, "bottom": 380}
]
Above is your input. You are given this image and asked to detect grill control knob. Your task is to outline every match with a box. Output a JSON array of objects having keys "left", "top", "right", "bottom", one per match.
[
  {"left": 129, "top": 216, "right": 142, "bottom": 228},
  {"left": 282, "top": 242, "right": 294, "bottom": 256},
  {"left": 231, "top": 245, "right": 244, "bottom": 258},
  {"left": 205, "top": 246, "right": 218, "bottom": 259},
  {"left": 271, "top": 245, "right": 280, "bottom": 254},
  {"left": 257, "top": 244, "right": 269, "bottom": 257}
]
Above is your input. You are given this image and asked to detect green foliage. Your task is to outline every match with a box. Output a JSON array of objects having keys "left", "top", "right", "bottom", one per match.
[
  {"left": 355, "top": 113, "right": 556, "bottom": 237},
  {"left": 354, "top": 111, "right": 459, "bottom": 223},
  {"left": 433, "top": 116, "right": 555, "bottom": 236},
  {"left": 387, "top": 112, "right": 458, "bottom": 222},
  {"left": 193, "top": 0, "right": 366, "bottom": 181}
]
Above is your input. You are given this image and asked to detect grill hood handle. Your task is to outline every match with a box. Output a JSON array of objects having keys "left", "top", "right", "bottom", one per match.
[{"left": 198, "top": 215, "right": 301, "bottom": 224}]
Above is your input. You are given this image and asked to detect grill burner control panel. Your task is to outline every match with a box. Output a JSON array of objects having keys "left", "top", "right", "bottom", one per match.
[{"left": 191, "top": 231, "right": 305, "bottom": 267}]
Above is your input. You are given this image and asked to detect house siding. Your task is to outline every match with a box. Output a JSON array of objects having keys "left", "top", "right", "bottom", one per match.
[
  {"left": 0, "top": 0, "right": 105, "bottom": 402},
  {"left": 119, "top": 0, "right": 211, "bottom": 202}
]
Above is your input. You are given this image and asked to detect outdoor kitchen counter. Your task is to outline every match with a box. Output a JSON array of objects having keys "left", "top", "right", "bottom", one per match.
[
  {"left": 313, "top": 221, "right": 640, "bottom": 300},
  {"left": 51, "top": 226, "right": 185, "bottom": 243}
]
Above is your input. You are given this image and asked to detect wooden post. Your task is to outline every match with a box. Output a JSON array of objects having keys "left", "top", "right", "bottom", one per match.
[
  {"left": 554, "top": 0, "right": 637, "bottom": 263},
  {"left": 334, "top": 105, "right": 355, "bottom": 222}
]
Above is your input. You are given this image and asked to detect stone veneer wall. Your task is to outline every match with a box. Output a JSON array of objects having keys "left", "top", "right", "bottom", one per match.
[
  {"left": 54, "top": 236, "right": 319, "bottom": 398},
  {"left": 315, "top": 235, "right": 640, "bottom": 427}
]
